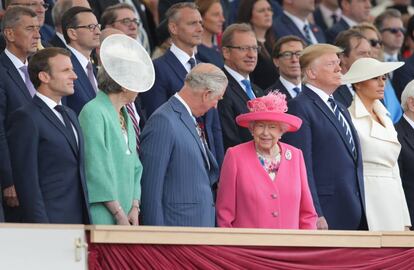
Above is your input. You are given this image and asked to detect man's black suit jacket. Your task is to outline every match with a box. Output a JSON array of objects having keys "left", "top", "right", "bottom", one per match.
[{"left": 218, "top": 69, "right": 264, "bottom": 150}]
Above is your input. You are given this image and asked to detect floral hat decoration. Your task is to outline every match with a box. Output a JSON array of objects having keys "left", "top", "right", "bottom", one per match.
[{"left": 236, "top": 91, "right": 302, "bottom": 132}]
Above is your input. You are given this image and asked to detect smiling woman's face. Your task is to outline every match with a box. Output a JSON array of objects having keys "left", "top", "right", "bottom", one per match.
[{"left": 251, "top": 121, "right": 284, "bottom": 153}]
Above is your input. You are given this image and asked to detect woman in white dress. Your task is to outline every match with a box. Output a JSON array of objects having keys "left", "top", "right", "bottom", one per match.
[{"left": 342, "top": 57, "right": 411, "bottom": 231}]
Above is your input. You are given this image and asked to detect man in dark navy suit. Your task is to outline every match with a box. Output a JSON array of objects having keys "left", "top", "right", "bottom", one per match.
[
  {"left": 274, "top": 0, "right": 325, "bottom": 45},
  {"left": 326, "top": 0, "right": 371, "bottom": 44},
  {"left": 61, "top": 6, "right": 100, "bottom": 115},
  {"left": 266, "top": 35, "right": 305, "bottom": 100},
  {"left": 282, "top": 44, "right": 366, "bottom": 230},
  {"left": 313, "top": 0, "right": 342, "bottom": 35},
  {"left": 0, "top": 6, "right": 40, "bottom": 221},
  {"left": 140, "top": 2, "right": 224, "bottom": 166},
  {"left": 7, "top": 47, "right": 90, "bottom": 224},
  {"left": 333, "top": 29, "right": 371, "bottom": 107}
]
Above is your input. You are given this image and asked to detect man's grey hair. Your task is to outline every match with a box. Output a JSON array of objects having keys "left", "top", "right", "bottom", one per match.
[
  {"left": 185, "top": 67, "right": 228, "bottom": 96},
  {"left": 401, "top": 80, "right": 414, "bottom": 112},
  {"left": 165, "top": 2, "right": 198, "bottom": 24},
  {"left": 1, "top": 6, "right": 37, "bottom": 32},
  {"left": 97, "top": 67, "right": 123, "bottom": 94}
]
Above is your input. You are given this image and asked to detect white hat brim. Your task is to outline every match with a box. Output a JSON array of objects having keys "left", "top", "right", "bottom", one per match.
[
  {"left": 341, "top": 58, "right": 404, "bottom": 85},
  {"left": 100, "top": 34, "right": 155, "bottom": 93}
]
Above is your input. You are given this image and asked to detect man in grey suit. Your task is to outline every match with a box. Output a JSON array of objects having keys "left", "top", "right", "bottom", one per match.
[{"left": 140, "top": 63, "right": 228, "bottom": 227}]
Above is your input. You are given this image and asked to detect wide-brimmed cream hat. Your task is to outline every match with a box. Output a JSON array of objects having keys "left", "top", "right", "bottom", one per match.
[
  {"left": 100, "top": 34, "right": 155, "bottom": 93},
  {"left": 341, "top": 57, "right": 404, "bottom": 85}
]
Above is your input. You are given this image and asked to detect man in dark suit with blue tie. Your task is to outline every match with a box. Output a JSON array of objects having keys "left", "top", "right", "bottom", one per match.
[
  {"left": 274, "top": 0, "right": 325, "bottom": 45},
  {"left": 7, "top": 47, "right": 90, "bottom": 224},
  {"left": 326, "top": 0, "right": 371, "bottom": 44},
  {"left": 266, "top": 35, "right": 305, "bottom": 100},
  {"left": 140, "top": 2, "right": 224, "bottom": 166},
  {"left": 282, "top": 44, "right": 366, "bottom": 230},
  {"left": 140, "top": 63, "right": 227, "bottom": 227},
  {"left": 0, "top": 6, "right": 40, "bottom": 221},
  {"left": 61, "top": 6, "right": 100, "bottom": 115},
  {"left": 218, "top": 23, "right": 264, "bottom": 150}
]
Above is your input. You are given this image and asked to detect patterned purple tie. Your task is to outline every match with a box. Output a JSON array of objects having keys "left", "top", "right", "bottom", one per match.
[
  {"left": 19, "top": 65, "right": 36, "bottom": 97},
  {"left": 125, "top": 103, "right": 141, "bottom": 152},
  {"left": 86, "top": 62, "right": 98, "bottom": 92}
]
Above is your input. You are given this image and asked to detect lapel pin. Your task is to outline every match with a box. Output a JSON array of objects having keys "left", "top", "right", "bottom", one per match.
[{"left": 285, "top": 149, "right": 292, "bottom": 160}]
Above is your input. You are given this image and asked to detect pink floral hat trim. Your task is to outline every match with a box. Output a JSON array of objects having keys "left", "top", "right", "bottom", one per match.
[{"left": 236, "top": 91, "right": 302, "bottom": 132}]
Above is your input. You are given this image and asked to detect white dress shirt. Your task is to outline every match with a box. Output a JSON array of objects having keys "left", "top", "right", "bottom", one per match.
[
  {"left": 67, "top": 45, "right": 98, "bottom": 89},
  {"left": 4, "top": 49, "right": 27, "bottom": 83},
  {"left": 36, "top": 92, "right": 79, "bottom": 144},
  {"left": 279, "top": 76, "right": 301, "bottom": 98},
  {"left": 170, "top": 43, "right": 196, "bottom": 73},
  {"left": 224, "top": 65, "right": 256, "bottom": 98},
  {"left": 284, "top": 10, "right": 318, "bottom": 44}
]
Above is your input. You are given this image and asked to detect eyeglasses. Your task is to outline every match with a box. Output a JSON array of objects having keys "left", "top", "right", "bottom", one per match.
[
  {"left": 226, "top": 45, "right": 261, "bottom": 53},
  {"left": 113, "top": 18, "right": 140, "bottom": 27},
  {"left": 278, "top": 51, "right": 302, "bottom": 59},
  {"left": 368, "top": 39, "right": 382, "bottom": 47},
  {"left": 72, "top": 23, "right": 101, "bottom": 32},
  {"left": 9, "top": 2, "right": 49, "bottom": 10},
  {"left": 380, "top": 27, "right": 405, "bottom": 34}
]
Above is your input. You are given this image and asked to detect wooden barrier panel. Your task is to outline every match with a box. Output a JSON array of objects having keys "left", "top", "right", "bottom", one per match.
[{"left": 88, "top": 225, "right": 414, "bottom": 248}]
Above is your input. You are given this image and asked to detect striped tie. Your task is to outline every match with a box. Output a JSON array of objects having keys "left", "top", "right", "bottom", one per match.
[
  {"left": 125, "top": 103, "right": 141, "bottom": 152},
  {"left": 303, "top": 24, "right": 312, "bottom": 44},
  {"left": 328, "top": 97, "right": 356, "bottom": 157}
]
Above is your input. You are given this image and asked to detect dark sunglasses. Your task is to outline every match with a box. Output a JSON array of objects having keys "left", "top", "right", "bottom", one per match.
[
  {"left": 368, "top": 39, "right": 382, "bottom": 47},
  {"left": 380, "top": 27, "right": 405, "bottom": 34}
]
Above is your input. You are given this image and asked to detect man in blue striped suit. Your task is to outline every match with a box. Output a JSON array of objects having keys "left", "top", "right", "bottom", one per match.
[{"left": 140, "top": 63, "right": 228, "bottom": 227}]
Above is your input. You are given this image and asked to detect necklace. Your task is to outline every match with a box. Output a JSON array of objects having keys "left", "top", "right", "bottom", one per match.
[{"left": 119, "top": 111, "right": 126, "bottom": 130}]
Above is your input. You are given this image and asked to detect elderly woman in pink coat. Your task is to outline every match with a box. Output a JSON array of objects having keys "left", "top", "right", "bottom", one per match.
[{"left": 216, "top": 92, "right": 317, "bottom": 229}]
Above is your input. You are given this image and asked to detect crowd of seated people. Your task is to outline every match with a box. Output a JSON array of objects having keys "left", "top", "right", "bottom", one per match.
[{"left": 0, "top": 0, "right": 414, "bottom": 232}]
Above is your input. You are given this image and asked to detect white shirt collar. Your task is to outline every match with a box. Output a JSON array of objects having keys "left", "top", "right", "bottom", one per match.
[
  {"left": 383, "top": 52, "right": 398, "bottom": 62},
  {"left": 170, "top": 43, "right": 196, "bottom": 73},
  {"left": 341, "top": 15, "right": 357, "bottom": 27},
  {"left": 319, "top": 3, "right": 342, "bottom": 28},
  {"left": 36, "top": 92, "right": 61, "bottom": 109},
  {"left": 4, "top": 49, "right": 26, "bottom": 69},
  {"left": 306, "top": 83, "right": 333, "bottom": 109},
  {"left": 56, "top": 32, "right": 68, "bottom": 46},
  {"left": 279, "top": 76, "right": 301, "bottom": 98},
  {"left": 403, "top": 114, "right": 414, "bottom": 129},
  {"left": 174, "top": 93, "right": 194, "bottom": 121},
  {"left": 284, "top": 10, "right": 317, "bottom": 44},
  {"left": 224, "top": 65, "right": 250, "bottom": 92},
  {"left": 67, "top": 45, "right": 89, "bottom": 72}
]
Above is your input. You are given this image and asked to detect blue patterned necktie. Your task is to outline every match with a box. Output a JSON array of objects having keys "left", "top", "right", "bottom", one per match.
[
  {"left": 188, "top": 58, "right": 196, "bottom": 69},
  {"left": 241, "top": 79, "right": 256, "bottom": 100},
  {"left": 303, "top": 24, "right": 312, "bottom": 44},
  {"left": 292, "top": 87, "right": 301, "bottom": 96},
  {"left": 328, "top": 97, "right": 356, "bottom": 157}
]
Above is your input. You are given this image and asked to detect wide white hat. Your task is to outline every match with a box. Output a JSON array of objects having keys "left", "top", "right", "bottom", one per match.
[
  {"left": 341, "top": 57, "right": 404, "bottom": 85},
  {"left": 100, "top": 34, "right": 155, "bottom": 93}
]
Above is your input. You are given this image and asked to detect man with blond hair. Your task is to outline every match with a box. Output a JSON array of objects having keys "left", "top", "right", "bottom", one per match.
[{"left": 282, "top": 44, "right": 366, "bottom": 230}]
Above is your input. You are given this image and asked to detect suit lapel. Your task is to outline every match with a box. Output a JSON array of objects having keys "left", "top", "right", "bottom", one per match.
[
  {"left": 281, "top": 15, "right": 308, "bottom": 43},
  {"left": 0, "top": 53, "right": 32, "bottom": 101},
  {"left": 401, "top": 118, "right": 414, "bottom": 151},
  {"left": 223, "top": 69, "right": 250, "bottom": 104},
  {"left": 165, "top": 50, "right": 187, "bottom": 85},
  {"left": 71, "top": 54, "right": 96, "bottom": 100},
  {"left": 304, "top": 88, "right": 356, "bottom": 158},
  {"left": 33, "top": 96, "right": 79, "bottom": 157},
  {"left": 170, "top": 97, "right": 211, "bottom": 168}
]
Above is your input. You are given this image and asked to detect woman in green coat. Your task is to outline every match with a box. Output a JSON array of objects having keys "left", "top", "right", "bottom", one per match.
[{"left": 79, "top": 34, "right": 154, "bottom": 225}]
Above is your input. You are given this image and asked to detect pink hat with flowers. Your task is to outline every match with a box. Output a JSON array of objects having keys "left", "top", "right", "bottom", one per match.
[{"left": 236, "top": 91, "right": 302, "bottom": 132}]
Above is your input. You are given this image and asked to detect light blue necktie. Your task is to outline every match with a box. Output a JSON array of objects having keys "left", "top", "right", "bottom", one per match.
[
  {"left": 303, "top": 24, "right": 312, "bottom": 44},
  {"left": 241, "top": 79, "right": 256, "bottom": 100}
]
